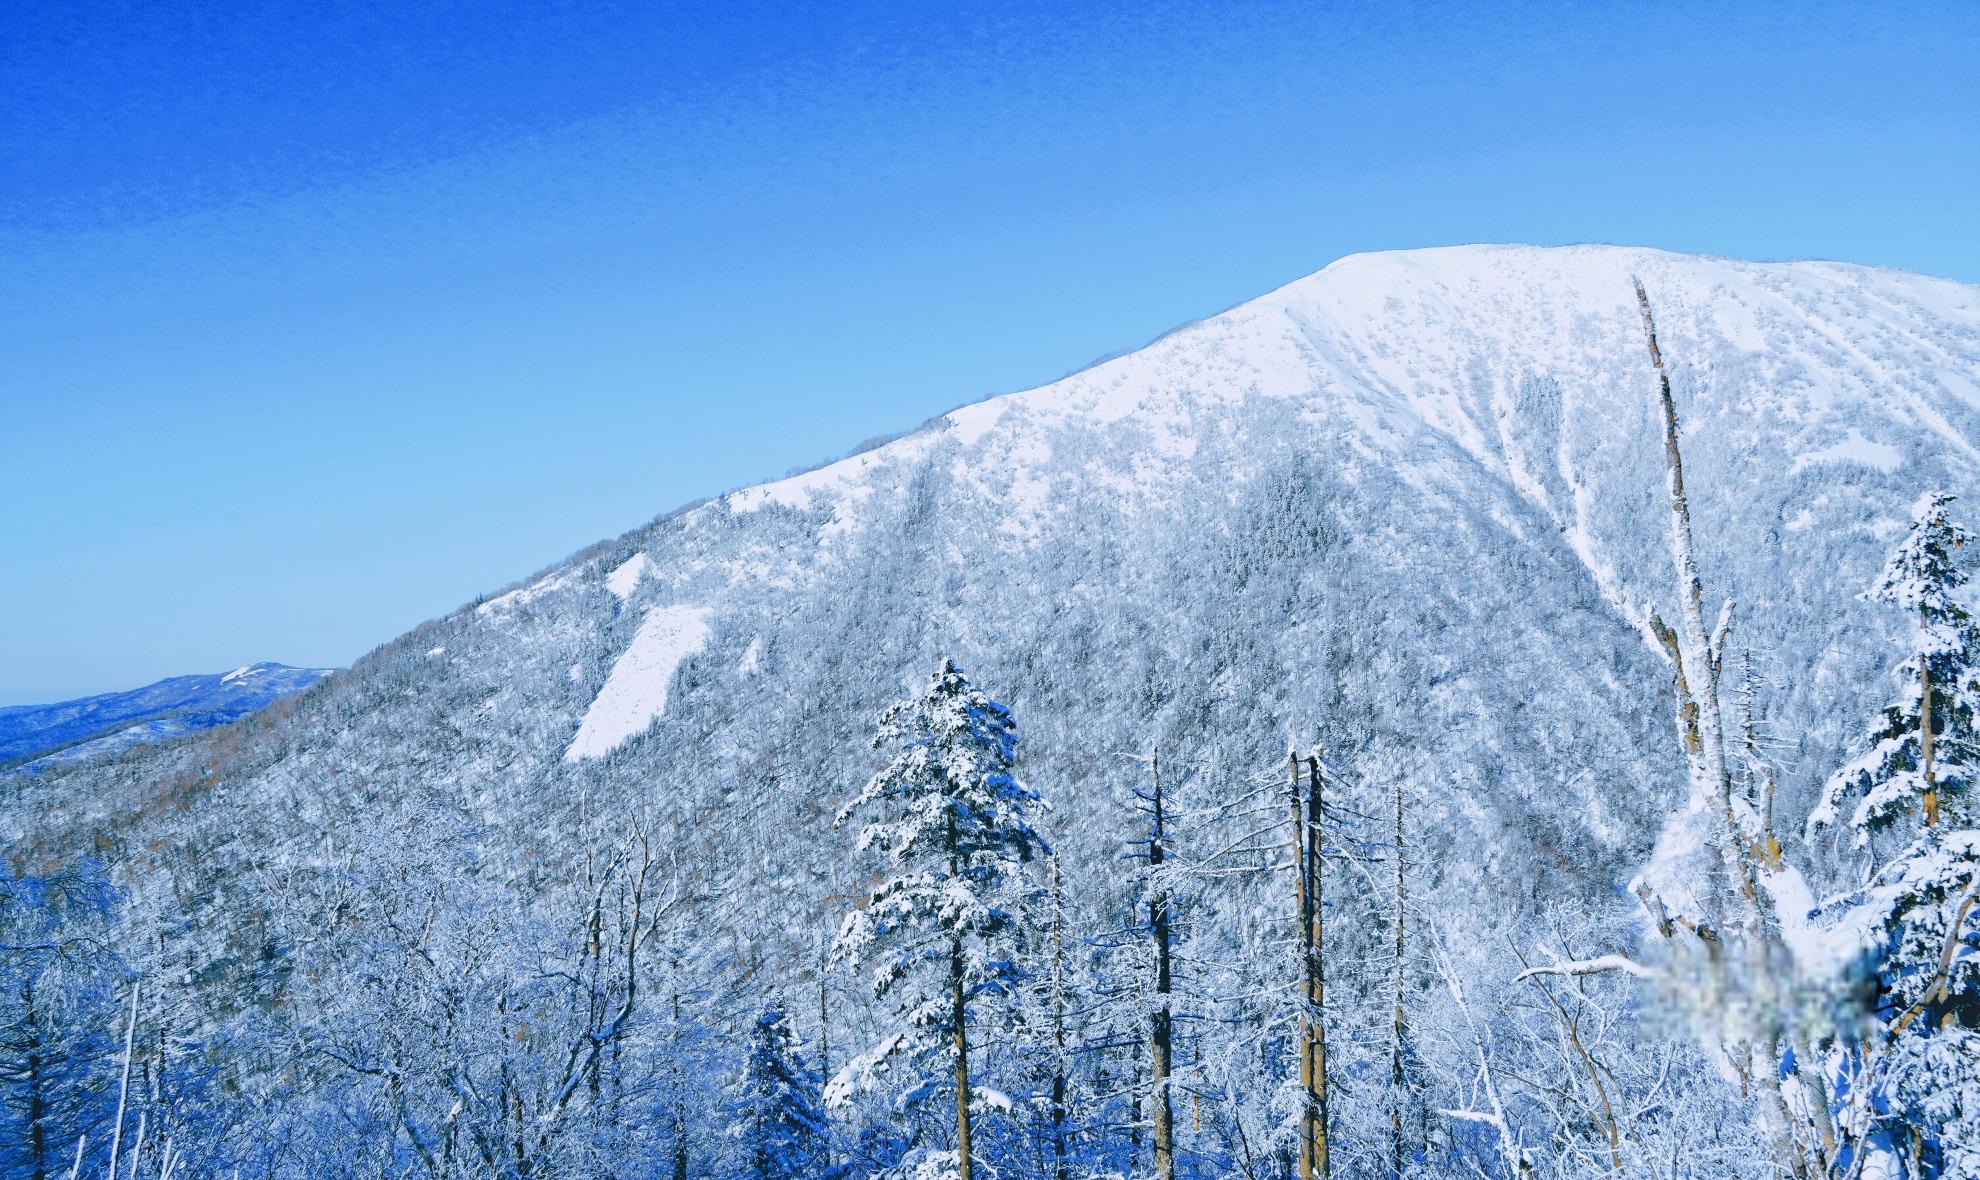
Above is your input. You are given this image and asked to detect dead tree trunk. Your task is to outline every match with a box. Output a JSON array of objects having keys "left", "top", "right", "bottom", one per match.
[
  {"left": 946, "top": 811, "right": 976, "bottom": 1180},
  {"left": 817, "top": 963, "right": 835, "bottom": 1177},
  {"left": 1291, "top": 750, "right": 1329, "bottom": 1180},
  {"left": 1288, "top": 750, "right": 1308, "bottom": 1180},
  {"left": 1305, "top": 754, "right": 1330, "bottom": 1180},
  {"left": 671, "top": 989, "right": 689, "bottom": 1180},
  {"left": 1149, "top": 751, "right": 1177, "bottom": 1180},
  {"left": 1634, "top": 280, "right": 1827, "bottom": 1178},
  {"left": 952, "top": 933, "right": 976, "bottom": 1180},
  {"left": 1390, "top": 774, "right": 1409, "bottom": 1179},
  {"left": 1049, "top": 855, "right": 1071, "bottom": 1180}
]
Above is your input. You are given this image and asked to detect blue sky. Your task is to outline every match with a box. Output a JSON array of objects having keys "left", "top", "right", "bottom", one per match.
[{"left": 3, "top": 0, "right": 1976, "bottom": 703}]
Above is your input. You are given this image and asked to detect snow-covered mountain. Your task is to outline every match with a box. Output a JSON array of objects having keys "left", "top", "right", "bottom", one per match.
[
  {"left": 0, "top": 661, "right": 334, "bottom": 771},
  {"left": 19, "top": 239, "right": 1980, "bottom": 908},
  {"left": 9, "top": 243, "right": 1980, "bottom": 1176}
]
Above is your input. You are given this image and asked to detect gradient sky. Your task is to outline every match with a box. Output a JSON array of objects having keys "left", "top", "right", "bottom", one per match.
[{"left": 4, "top": 0, "right": 1977, "bottom": 703}]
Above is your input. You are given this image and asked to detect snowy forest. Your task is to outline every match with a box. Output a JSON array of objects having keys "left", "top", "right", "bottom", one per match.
[{"left": 5, "top": 247, "right": 1980, "bottom": 1179}]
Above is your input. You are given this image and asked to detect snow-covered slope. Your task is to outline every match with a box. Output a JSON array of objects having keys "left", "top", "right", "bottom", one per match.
[
  {"left": 11, "top": 244, "right": 1979, "bottom": 1085},
  {"left": 0, "top": 662, "right": 334, "bottom": 771}
]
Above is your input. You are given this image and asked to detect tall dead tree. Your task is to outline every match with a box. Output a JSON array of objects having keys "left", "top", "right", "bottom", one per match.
[
  {"left": 1291, "top": 750, "right": 1329, "bottom": 1180},
  {"left": 1390, "top": 772, "right": 1409, "bottom": 1179},
  {"left": 671, "top": 987, "right": 689, "bottom": 1180},
  {"left": 1148, "top": 751, "right": 1177, "bottom": 1180},
  {"left": 1633, "top": 280, "right": 1834, "bottom": 1177},
  {"left": 1047, "top": 855, "right": 1072, "bottom": 1180}
]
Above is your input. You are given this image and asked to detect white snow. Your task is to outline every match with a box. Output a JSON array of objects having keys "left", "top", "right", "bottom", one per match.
[
  {"left": 1758, "top": 860, "right": 1830, "bottom": 976},
  {"left": 220, "top": 666, "right": 254, "bottom": 683},
  {"left": 1791, "top": 428, "right": 1901, "bottom": 473},
  {"left": 477, "top": 571, "right": 576, "bottom": 615},
  {"left": 564, "top": 605, "right": 713, "bottom": 761},
  {"left": 426, "top": 646, "right": 446, "bottom": 657},
  {"left": 946, "top": 399, "right": 1009, "bottom": 445},
  {"left": 606, "top": 553, "right": 652, "bottom": 601}
]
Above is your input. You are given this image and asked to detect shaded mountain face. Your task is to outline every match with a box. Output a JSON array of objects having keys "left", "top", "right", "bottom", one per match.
[
  {"left": 0, "top": 662, "right": 334, "bottom": 771},
  {"left": 7, "top": 244, "right": 1978, "bottom": 1104}
]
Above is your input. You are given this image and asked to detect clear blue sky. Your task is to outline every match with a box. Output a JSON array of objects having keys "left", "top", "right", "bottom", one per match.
[{"left": 3, "top": 0, "right": 1975, "bottom": 703}]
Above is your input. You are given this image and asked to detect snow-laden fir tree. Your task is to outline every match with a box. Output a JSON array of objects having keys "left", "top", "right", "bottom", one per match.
[
  {"left": 1814, "top": 490, "right": 1980, "bottom": 1178},
  {"left": 829, "top": 660, "right": 1048, "bottom": 1180},
  {"left": 732, "top": 1005, "right": 832, "bottom": 1180}
]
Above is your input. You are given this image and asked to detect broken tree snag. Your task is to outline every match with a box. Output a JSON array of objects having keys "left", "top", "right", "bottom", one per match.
[
  {"left": 1390, "top": 769, "right": 1408, "bottom": 1179},
  {"left": 1287, "top": 749, "right": 1312, "bottom": 1180},
  {"left": 1048, "top": 855, "right": 1071, "bottom": 1180},
  {"left": 1633, "top": 280, "right": 1825, "bottom": 1180},
  {"left": 1393, "top": 764, "right": 1409, "bottom": 1172},
  {"left": 1149, "top": 751, "right": 1176, "bottom": 1180},
  {"left": 1300, "top": 752, "right": 1330, "bottom": 1180}
]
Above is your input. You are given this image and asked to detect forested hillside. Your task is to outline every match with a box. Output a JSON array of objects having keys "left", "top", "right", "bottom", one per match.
[{"left": 6, "top": 245, "right": 1979, "bottom": 1179}]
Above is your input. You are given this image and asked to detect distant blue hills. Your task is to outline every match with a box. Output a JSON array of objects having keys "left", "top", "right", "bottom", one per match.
[{"left": 0, "top": 662, "right": 335, "bottom": 771}]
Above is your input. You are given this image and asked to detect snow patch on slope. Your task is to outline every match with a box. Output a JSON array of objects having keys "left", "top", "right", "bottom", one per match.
[
  {"left": 1791, "top": 429, "right": 1901, "bottom": 473},
  {"left": 478, "top": 571, "right": 576, "bottom": 615},
  {"left": 564, "top": 605, "right": 713, "bottom": 761},
  {"left": 607, "top": 553, "right": 652, "bottom": 601}
]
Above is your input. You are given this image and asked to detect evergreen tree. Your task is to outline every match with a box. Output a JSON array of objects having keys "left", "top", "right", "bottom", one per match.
[
  {"left": 1816, "top": 491, "right": 1980, "bottom": 840},
  {"left": 0, "top": 863, "right": 121, "bottom": 1180},
  {"left": 733, "top": 1005, "right": 832, "bottom": 1180},
  {"left": 1816, "top": 491, "right": 1980, "bottom": 1177},
  {"left": 829, "top": 660, "right": 1048, "bottom": 1180}
]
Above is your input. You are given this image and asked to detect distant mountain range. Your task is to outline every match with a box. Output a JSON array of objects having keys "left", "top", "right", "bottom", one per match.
[{"left": 0, "top": 662, "right": 334, "bottom": 770}]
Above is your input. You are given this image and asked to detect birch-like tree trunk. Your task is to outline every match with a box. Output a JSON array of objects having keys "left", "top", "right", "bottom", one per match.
[{"left": 1634, "top": 280, "right": 1828, "bottom": 1178}]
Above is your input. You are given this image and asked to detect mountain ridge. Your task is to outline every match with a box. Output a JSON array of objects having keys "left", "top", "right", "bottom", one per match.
[{"left": 0, "top": 661, "right": 335, "bottom": 771}]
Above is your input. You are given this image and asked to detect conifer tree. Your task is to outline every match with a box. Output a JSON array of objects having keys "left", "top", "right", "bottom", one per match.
[
  {"left": 829, "top": 660, "right": 1048, "bottom": 1180},
  {"left": 1817, "top": 491, "right": 1979, "bottom": 840},
  {"left": 732, "top": 1005, "right": 832, "bottom": 1180},
  {"left": 1816, "top": 491, "right": 1980, "bottom": 1178}
]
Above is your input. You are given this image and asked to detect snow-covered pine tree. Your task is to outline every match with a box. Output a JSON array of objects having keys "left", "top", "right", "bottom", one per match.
[
  {"left": 1816, "top": 491, "right": 1979, "bottom": 842},
  {"left": 828, "top": 659, "right": 1048, "bottom": 1180},
  {"left": 1814, "top": 490, "right": 1980, "bottom": 1178},
  {"left": 732, "top": 1005, "right": 832, "bottom": 1180}
]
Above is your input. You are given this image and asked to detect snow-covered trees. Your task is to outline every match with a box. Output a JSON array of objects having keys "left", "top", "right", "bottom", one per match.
[
  {"left": 829, "top": 659, "right": 1048, "bottom": 1180},
  {"left": 1816, "top": 491, "right": 1978, "bottom": 841},
  {"left": 17, "top": 261, "right": 1980, "bottom": 1179},
  {"left": 732, "top": 1005, "right": 832, "bottom": 1180},
  {"left": 1815, "top": 491, "right": 1980, "bottom": 1177},
  {"left": 0, "top": 864, "right": 120, "bottom": 1180}
]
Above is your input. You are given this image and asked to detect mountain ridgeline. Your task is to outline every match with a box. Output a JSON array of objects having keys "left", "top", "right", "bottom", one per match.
[
  {"left": 7, "top": 245, "right": 1980, "bottom": 1180},
  {"left": 0, "top": 662, "right": 334, "bottom": 771}
]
